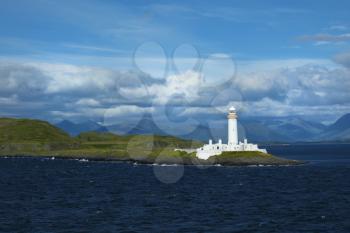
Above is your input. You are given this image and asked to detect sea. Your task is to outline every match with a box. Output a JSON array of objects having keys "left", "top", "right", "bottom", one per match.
[{"left": 1, "top": 144, "right": 350, "bottom": 233}]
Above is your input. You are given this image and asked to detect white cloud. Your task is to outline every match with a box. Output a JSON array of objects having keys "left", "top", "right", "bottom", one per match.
[
  {"left": 150, "top": 70, "right": 202, "bottom": 104},
  {"left": 234, "top": 69, "right": 290, "bottom": 101},
  {"left": 328, "top": 25, "right": 348, "bottom": 31},
  {"left": 333, "top": 52, "right": 350, "bottom": 68},
  {"left": 298, "top": 33, "right": 350, "bottom": 43},
  {"left": 0, "top": 62, "right": 49, "bottom": 98},
  {"left": 237, "top": 58, "right": 338, "bottom": 73},
  {"left": 62, "top": 43, "right": 125, "bottom": 53},
  {"left": 104, "top": 105, "right": 154, "bottom": 117},
  {"left": 76, "top": 98, "right": 101, "bottom": 107},
  {"left": 31, "top": 63, "right": 115, "bottom": 94},
  {"left": 314, "top": 41, "right": 331, "bottom": 46},
  {"left": 1, "top": 58, "right": 350, "bottom": 123},
  {"left": 149, "top": 4, "right": 308, "bottom": 23},
  {"left": 0, "top": 95, "right": 19, "bottom": 105},
  {"left": 120, "top": 70, "right": 202, "bottom": 104}
]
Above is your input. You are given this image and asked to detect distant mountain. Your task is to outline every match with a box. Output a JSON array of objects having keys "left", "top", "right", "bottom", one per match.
[
  {"left": 101, "top": 117, "right": 167, "bottom": 136},
  {"left": 128, "top": 117, "right": 167, "bottom": 135},
  {"left": 102, "top": 118, "right": 270, "bottom": 143},
  {"left": 242, "top": 116, "right": 326, "bottom": 142},
  {"left": 54, "top": 113, "right": 350, "bottom": 143},
  {"left": 240, "top": 121, "right": 291, "bottom": 143},
  {"left": 182, "top": 124, "right": 216, "bottom": 142},
  {"left": 313, "top": 113, "right": 350, "bottom": 142},
  {"left": 55, "top": 120, "right": 107, "bottom": 136},
  {"left": 327, "top": 113, "right": 350, "bottom": 132},
  {"left": 180, "top": 115, "right": 347, "bottom": 143}
]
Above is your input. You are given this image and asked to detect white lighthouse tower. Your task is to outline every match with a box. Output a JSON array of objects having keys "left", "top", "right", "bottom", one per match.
[{"left": 227, "top": 106, "right": 238, "bottom": 145}]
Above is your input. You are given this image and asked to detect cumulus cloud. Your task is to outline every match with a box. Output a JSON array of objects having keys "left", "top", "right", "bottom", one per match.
[
  {"left": 0, "top": 60, "right": 159, "bottom": 120},
  {"left": 286, "top": 65, "right": 350, "bottom": 105},
  {"left": 0, "top": 59, "right": 350, "bottom": 125},
  {"left": 119, "top": 70, "right": 202, "bottom": 105},
  {"left": 0, "top": 62, "right": 50, "bottom": 99},
  {"left": 333, "top": 52, "right": 350, "bottom": 69},
  {"left": 149, "top": 70, "right": 202, "bottom": 104},
  {"left": 234, "top": 70, "right": 290, "bottom": 102}
]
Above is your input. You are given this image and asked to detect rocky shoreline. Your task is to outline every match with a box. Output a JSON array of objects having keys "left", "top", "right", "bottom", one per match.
[{"left": 0, "top": 151, "right": 305, "bottom": 166}]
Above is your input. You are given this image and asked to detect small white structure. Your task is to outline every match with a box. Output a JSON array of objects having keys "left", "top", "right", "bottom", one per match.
[{"left": 196, "top": 106, "right": 267, "bottom": 160}]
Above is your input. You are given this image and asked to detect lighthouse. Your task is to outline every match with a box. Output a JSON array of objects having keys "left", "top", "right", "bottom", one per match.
[
  {"left": 227, "top": 106, "right": 238, "bottom": 145},
  {"left": 192, "top": 105, "right": 267, "bottom": 160}
]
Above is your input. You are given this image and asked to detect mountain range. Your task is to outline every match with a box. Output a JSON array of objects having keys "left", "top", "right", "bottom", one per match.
[
  {"left": 55, "top": 120, "right": 108, "bottom": 136},
  {"left": 312, "top": 114, "right": 350, "bottom": 142},
  {"left": 54, "top": 113, "right": 350, "bottom": 143}
]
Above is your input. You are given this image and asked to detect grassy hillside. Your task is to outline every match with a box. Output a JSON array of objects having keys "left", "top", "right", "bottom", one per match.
[
  {"left": 0, "top": 118, "right": 202, "bottom": 157},
  {"left": 0, "top": 118, "right": 72, "bottom": 143},
  {"left": 77, "top": 131, "right": 123, "bottom": 142},
  {"left": 0, "top": 118, "right": 78, "bottom": 153},
  {"left": 74, "top": 132, "right": 202, "bottom": 160},
  {"left": 77, "top": 131, "right": 202, "bottom": 148}
]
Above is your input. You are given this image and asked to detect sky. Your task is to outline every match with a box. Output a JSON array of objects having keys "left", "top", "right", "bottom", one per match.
[{"left": 1, "top": 0, "right": 350, "bottom": 128}]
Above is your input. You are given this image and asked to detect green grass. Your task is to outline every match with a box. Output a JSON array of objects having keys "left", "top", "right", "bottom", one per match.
[
  {"left": 0, "top": 118, "right": 202, "bottom": 158},
  {"left": 210, "top": 151, "right": 301, "bottom": 165},
  {"left": 77, "top": 132, "right": 122, "bottom": 142},
  {"left": 76, "top": 132, "right": 202, "bottom": 151},
  {"left": 0, "top": 118, "right": 73, "bottom": 143}
]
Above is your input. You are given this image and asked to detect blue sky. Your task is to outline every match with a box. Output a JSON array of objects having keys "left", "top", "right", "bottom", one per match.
[
  {"left": 1, "top": 0, "right": 350, "bottom": 61},
  {"left": 1, "top": 0, "right": 350, "bottom": 127}
]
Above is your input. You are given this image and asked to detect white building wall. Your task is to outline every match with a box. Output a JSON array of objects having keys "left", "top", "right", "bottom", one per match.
[
  {"left": 228, "top": 118, "right": 238, "bottom": 145},
  {"left": 197, "top": 141, "right": 267, "bottom": 160}
]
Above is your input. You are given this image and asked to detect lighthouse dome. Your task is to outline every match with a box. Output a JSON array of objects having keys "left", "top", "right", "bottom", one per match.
[{"left": 229, "top": 106, "right": 236, "bottom": 112}]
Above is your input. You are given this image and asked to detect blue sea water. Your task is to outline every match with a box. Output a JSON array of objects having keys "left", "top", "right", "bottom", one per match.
[{"left": 1, "top": 144, "right": 350, "bottom": 233}]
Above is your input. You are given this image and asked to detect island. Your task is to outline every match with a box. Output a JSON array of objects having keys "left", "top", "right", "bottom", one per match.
[{"left": 0, "top": 118, "right": 303, "bottom": 166}]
